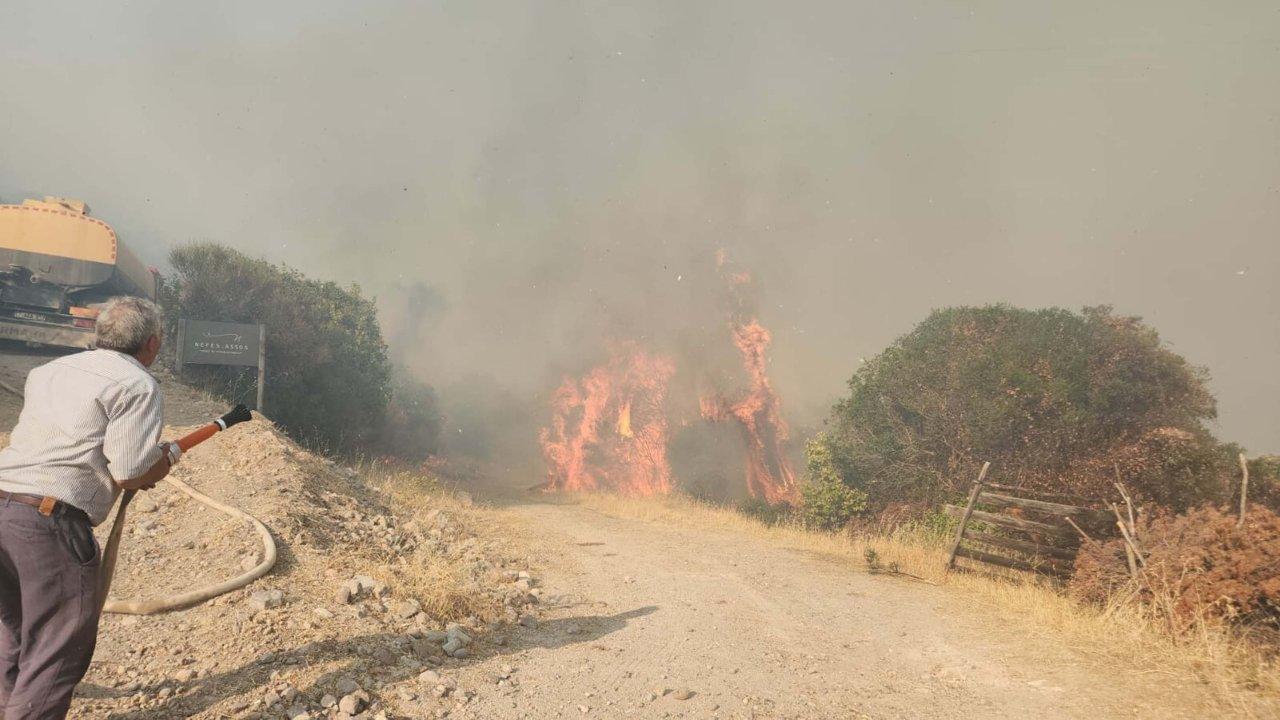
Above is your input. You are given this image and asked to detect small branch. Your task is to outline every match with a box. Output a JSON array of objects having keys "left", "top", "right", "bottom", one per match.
[
  {"left": 1065, "top": 516, "right": 1095, "bottom": 544},
  {"left": 1238, "top": 453, "right": 1249, "bottom": 529},
  {"left": 1111, "top": 503, "right": 1145, "bottom": 576}
]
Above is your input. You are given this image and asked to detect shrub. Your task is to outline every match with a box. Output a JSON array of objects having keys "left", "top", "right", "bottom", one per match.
[
  {"left": 817, "top": 304, "right": 1229, "bottom": 514},
  {"left": 1070, "top": 504, "right": 1280, "bottom": 630},
  {"left": 378, "top": 369, "right": 444, "bottom": 460},
  {"left": 800, "top": 436, "right": 868, "bottom": 531},
  {"left": 736, "top": 496, "right": 792, "bottom": 526},
  {"left": 161, "top": 243, "right": 391, "bottom": 453}
]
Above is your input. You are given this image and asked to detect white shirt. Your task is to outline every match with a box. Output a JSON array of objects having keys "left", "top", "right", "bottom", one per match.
[{"left": 0, "top": 349, "right": 164, "bottom": 525}]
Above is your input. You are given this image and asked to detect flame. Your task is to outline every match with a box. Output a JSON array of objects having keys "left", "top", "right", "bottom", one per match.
[
  {"left": 700, "top": 252, "right": 799, "bottom": 504},
  {"left": 616, "top": 400, "right": 633, "bottom": 438},
  {"left": 540, "top": 343, "right": 675, "bottom": 495}
]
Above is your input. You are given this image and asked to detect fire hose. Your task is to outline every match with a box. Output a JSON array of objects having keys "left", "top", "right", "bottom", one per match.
[
  {"left": 0, "top": 378, "right": 276, "bottom": 614},
  {"left": 97, "top": 404, "right": 277, "bottom": 614}
]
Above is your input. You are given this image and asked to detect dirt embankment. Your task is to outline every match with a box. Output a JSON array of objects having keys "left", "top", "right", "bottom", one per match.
[{"left": 0, "top": 352, "right": 542, "bottom": 720}]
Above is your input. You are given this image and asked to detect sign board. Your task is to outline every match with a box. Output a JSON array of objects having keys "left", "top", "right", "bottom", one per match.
[{"left": 181, "top": 319, "right": 261, "bottom": 367}]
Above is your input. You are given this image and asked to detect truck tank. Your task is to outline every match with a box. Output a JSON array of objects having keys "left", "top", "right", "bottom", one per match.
[{"left": 0, "top": 197, "right": 157, "bottom": 348}]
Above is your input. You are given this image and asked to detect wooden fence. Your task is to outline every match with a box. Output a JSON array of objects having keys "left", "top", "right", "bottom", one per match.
[{"left": 943, "top": 463, "right": 1112, "bottom": 579}]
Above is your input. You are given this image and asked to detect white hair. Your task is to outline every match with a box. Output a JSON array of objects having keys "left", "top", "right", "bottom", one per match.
[{"left": 95, "top": 296, "right": 163, "bottom": 355}]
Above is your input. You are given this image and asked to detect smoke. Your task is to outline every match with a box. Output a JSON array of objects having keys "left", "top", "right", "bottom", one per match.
[{"left": 2, "top": 0, "right": 1280, "bottom": 464}]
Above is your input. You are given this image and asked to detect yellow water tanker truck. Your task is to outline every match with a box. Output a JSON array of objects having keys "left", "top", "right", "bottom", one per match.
[{"left": 0, "top": 197, "right": 157, "bottom": 348}]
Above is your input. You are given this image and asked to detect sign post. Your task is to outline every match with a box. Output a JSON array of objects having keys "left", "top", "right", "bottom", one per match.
[{"left": 179, "top": 319, "right": 266, "bottom": 412}]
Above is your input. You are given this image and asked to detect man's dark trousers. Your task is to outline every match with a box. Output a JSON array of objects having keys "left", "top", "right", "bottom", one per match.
[{"left": 0, "top": 499, "right": 101, "bottom": 720}]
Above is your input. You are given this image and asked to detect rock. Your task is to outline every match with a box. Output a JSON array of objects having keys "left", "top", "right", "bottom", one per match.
[
  {"left": 411, "top": 638, "right": 440, "bottom": 659},
  {"left": 418, "top": 670, "right": 441, "bottom": 685},
  {"left": 313, "top": 607, "right": 335, "bottom": 620},
  {"left": 335, "top": 585, "right": 353, "bottom": 605},
  {"left": 335, "top": 677, "right": 360, "bottom": 695},
  {"left": 451, "top": 648, "right": 470, "bottom": 659},
  {"left": 446, "top": 625, "right": 472, "bottom": 645},
  {"left": 262, "top": 689, "right": 281, "bottom": 708},
  {"left": 423, "top": 629, "right": 449, "bottom": 643},
  {"left": 320, "top": 694, "right": 337, "bottom": 708},
  {"left": 247, "top": 589, "right": 284, "bottom": 613},
  {"left": 394, "top": 600, "right": 421, "bottom": 620},
  {"left": 673, "top": 688, "right": 695, "bottom": 701},
  {"left": 441, "top": 637, "right": 464, "bottom": 656},
  {"left": 337, "top": 691, "right": 367, "bottom": 715},
  {"left": 286, "top": 704, "right": 310, "bottom": 720},
  {"left": 578, "top": 704, "right": 589, "bottom": 714}
]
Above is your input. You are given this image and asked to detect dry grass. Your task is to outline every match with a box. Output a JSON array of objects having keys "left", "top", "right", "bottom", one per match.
[
  {"left": 576, "top": 491, "right": 1280, "bottom": 719},
  {"left": 358, "top": 465, "right": 508, "bottom": 623}
]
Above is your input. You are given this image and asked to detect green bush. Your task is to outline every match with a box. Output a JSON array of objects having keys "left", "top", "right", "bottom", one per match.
[
  {"left": 800, "top": 435, "right": 867, "bottom": 531},
  {"left": 818, "top": 305, "right": 1230, "bottom": 513},
  {"left": 378, "top": 369, "right": 444, "bottom": 460},
  {"left": 160, "top": 243, "right": 392, "bottom": 453}
]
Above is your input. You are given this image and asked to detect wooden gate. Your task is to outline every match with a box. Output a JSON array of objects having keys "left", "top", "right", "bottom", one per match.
[{"left": 943, "top": 464, "right": 1110, "bottom": 578}]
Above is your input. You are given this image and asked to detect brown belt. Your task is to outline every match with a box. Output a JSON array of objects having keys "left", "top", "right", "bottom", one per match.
[{"left": 2, "top": 492, "right": 89, "bottom": 523}]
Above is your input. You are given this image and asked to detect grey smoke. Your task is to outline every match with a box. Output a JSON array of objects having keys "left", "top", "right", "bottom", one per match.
[{"left": 2, "top": 1, "right": 1278, "bottom": 455}]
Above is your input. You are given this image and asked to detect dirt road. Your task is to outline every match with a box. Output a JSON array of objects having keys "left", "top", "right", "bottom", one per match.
[{"left": 458, "top": 498, "right": 1216, "bottom": 720}]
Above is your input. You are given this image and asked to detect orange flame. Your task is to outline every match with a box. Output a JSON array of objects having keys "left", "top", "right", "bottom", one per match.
[
  {"left": 701, "top": 252, "right": 799, "bottom": 504},
  {"left": 540, "top": 342, "right": 675, "bottom": 495}
]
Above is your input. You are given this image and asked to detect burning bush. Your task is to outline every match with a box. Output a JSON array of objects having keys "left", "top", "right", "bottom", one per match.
[
  {"left": 817, "top": 304, "right": 1230, "bottom": 514},
  {"left": 540, "top": 342, "right": 676, "bottom": 495},
  {"left": 1070, "top": 505, "right": 1280, "bottom": 630}
]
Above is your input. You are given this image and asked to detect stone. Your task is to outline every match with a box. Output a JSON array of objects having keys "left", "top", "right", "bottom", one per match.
[
  {"left": 335, "top": 585, "right": 354, "bottom": 605},
  {"left": 394, "top": 600, "right": 421, "bottom": 620},
  {"left": 673, "top": 688, "right": 695, "bottom": 701},
  {"left": 337, "top": 691, "right": 367, "bottom": 715},
  {"left": 173, "top": 669, "right": 197, "bottom": 682},
  {"left": 335, "top": 677, "right": 360, "bottom": 695},
  {"left": 320, "top": 694, "right": 337, "bottom": 708},
  {"left": 286, "top": 704, "right": 310, "bottom": 720},
  {"left": 441, "top": 637, "right": 464, "bottom": 657},
  {"left": 423, "top": 630, "right": 449, "bottom": 643},
  {"left": 418, "top": 670, "right": 441, "bottom": 685},
  {"left": 247, "top": 589, "right": 284, "bottom": 613},
  {"left": 446, "top": 625, "right": 471, "bottom": 645}
]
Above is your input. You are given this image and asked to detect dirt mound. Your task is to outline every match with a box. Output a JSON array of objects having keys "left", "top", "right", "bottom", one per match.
[
  {"left": 56, "top": 414, "right": 539, "bottom": 719},
  {"left": 0, "top": 361, "right": 537, "bottom": 719}
]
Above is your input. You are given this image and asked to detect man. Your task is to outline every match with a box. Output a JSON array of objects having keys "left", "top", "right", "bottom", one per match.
[{"left": 0, "top": 296, "right": 181, "bottom": 720}]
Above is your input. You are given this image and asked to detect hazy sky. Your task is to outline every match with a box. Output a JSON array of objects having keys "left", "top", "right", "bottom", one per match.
[{"left": 3, "top": 2, "right": 1278, "bottom": 452}]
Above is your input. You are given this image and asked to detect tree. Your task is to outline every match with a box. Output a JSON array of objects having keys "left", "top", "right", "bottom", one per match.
[
  {"left": 815, "top": 304, "right": 1229, "bottom": 513},
  {"left": 161, "top": 243, "right": 392, "bottom": 453}
]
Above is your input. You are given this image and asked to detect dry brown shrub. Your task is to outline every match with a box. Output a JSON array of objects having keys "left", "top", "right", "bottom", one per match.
[{"left": 1071, "top": 504, "right": 1280, "bottom": 630}]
